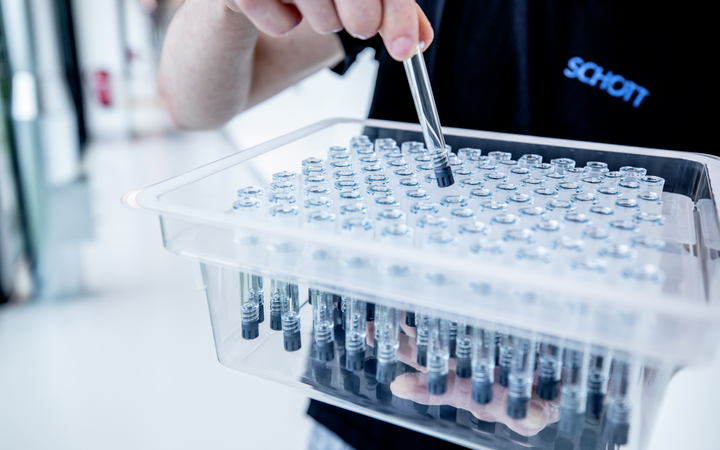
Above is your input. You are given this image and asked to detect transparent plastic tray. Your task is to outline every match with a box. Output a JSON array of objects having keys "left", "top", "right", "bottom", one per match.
[{"left": 124, "top": 118, "right": 720, "bottom": 450}]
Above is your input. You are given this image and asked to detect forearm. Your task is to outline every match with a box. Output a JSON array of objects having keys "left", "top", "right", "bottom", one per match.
[{"left": 158, "top": 1, "right": 258, "bottom": 129}]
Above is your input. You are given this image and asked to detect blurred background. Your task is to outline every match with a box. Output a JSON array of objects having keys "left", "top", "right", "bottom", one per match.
[{"left": 0, "top": 1, "right": 717, "bottom": 449}]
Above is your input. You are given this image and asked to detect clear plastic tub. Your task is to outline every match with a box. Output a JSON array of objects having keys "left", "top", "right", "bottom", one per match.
[{"left": 123, "top": 118, "right": 720, "bottom": 450}]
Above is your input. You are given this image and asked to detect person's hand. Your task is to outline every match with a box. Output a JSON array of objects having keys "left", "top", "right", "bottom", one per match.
[
  {"left": 367, "top": 313, "right": 562, "bottom": 437},
  {"left": 224, "top": 0, "right": 434, "bottom": 60}
]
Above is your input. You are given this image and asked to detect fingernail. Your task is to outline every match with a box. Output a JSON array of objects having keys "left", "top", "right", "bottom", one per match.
[
  {"left": 390, "top": 37, "right": 413, "bottom": 60},
  {"left": 332, "top": 27, "right": 343, "bottom": 33}
]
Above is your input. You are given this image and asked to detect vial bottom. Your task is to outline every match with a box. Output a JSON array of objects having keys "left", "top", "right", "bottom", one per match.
[
  {"left": 455, "top": 357, "right": 472, "bottom": 378},
  {"left": 427, "top": 372, "right": 448, "bottom": 395}
]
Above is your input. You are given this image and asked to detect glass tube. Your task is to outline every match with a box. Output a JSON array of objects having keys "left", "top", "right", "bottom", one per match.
[
  {"left": 563, "top": 212, "right": 591, "bottom": 239},
  {"left": 415, "top": 313, "right": 431, "bottom": 367},
  {"left": 458, "top": 147, "right": 482, "bottom": 161},
  {"left": 493, "top": 183, "right": 518, "bottom": 203},
  {"left": 532, "top": 162, "right": 554, "bottom": 177},
  {"left": 637, "top": 191, "right": 663, "bottom": 215},
  {"left": 269, "top": 279, "right": 282, "bottom": 331},
  {"left": 518, "top": 154, "right": 542, "bottom": 169},
  {"left": 586, "top": 347, "right": 612, "bottom": 421},
  {"left": 622, "top": 263, "right": 665, "bottom": 294},
  {"left": 344, "top": 297, "right": 367, "bottom": 372},
  {"left": 311, "top": 289, "right": 335, "bottom": 362},
  {"left": 240, "top": 272, "right": 260, "bottom": 340},
  {"left": 543, "top": 172, "right": 567, "bottom": 192},
  {"left": 556, "top": 181, "right": 582, "bottom": 201},
  {"left": 619, "top": 166, "right": 647, "bottom": 182},
  {"left": 479, "top": 201, "right": 509, "bottom": 225},
  {"left": 553, "top": 235, "right": 584, "bottom": 274},
  {"left": 427, "top": 318, "right": 451, "bottom": 395},
  {"left": 588, "top": 206, "right": 615, "bottom": 228},
  {"left": 630, "top": 234, "right": 665, "bottom": 266},
  {"left": 582, "top": 226, "right": 611, "bottom": 256},
  {"left": 639, "top": 175, "right": 665, "bottom": 195},
  {"left": 585, "top": 161, "right": 609, "bottom": 177},
  {"left": 551, "top": 158, "right": 576, "bottom": 174},
  {"left": 596, "top": 186, "right": 621, "bottom": 208},
  {"left": 489, "top": 151, "right": 512, "bottom": 164},
  {"left": 454, "top": 323, "right": 473, "bottom": 378},
  {"left": 519, "top": 206, "right": 547, "bottom": 228},
  {"left": 483, "top": 172, "right": 508, "bottom": 193},
  {"left": 469, "top": 238, "right": 505, "bottom": 264},
  {"left": 374, "top": 305, "right": 401, "bottom": 384},
  {"left": 459, "top": 221, "right": 492, "bottom": 249},
  {"left": 618, "top": 180, "right": 641, "bottom": 199},
  {"left": 633, "top": 212, "right": 666, "bottom": 239},
  {"left": 605, "top": 356, "right": 641, "bottom": 447},
  {"left": 498, "top": 333, "right": 514, "bottom": 387},
  {"left": 280, "top": 281, "right": 301, "bottom": 351},
  {"left": 467, "top": 188, "right": 492, "bottom": 208},
  {"left": 375, "top": 209, "right": 406, "bottom": 240},
  {"left": 537, "top": 341, "right": 563, "bottom": 401},
  {"left": 559, "top": 345, "right": 590, "bottom": 436},
  {"left": 232, "top": 197, "right": 263, "bottom": 244},
  {"left": 608, "top": 220, "right": 640, "bottom": 244},
  {"left": 600, "top": 243, "right": 637, "bottom": 281},
  {"left": 580, "top": 176, "right": 604, "bottom": 193},
  {"left": 471, "top": 327, "right": 496, "bottom": 404},
  {"left": 546, "top": 199, "right": 576, "bottom": 221},
  {"left": 372, "top": 195, "right": 401, "bottom": 218},
  {"left": 506, "top": 336, "right": 536, "bottom": 419},
  {"left": 415, "top": 214, "right": 449, "bottom": 248},
  {"left": 572, "top": 192, "right": 598, "bottom": 214},
  {"left": 378, "top": 224, "right": 414, "bottom": 276},
  {"left": 533, "top": 219, "right": 563, "bottom": 247},
  {"left": 565, "top": 167, "right": 587, "bottom": 181},
  {"left": 508, "top": 167, "right": 531, "bottom": 184}
]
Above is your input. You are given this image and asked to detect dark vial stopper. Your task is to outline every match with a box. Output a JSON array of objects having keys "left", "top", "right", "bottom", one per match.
[
  {"left": 427, "top": 372, "right": 447, "bottom": 395},
  {"left": 439, "top": 405, "right": 457, "bottom": 422},
  {"left": 376, "top": 361, "right": 397, "bottom": 384},
  {"left": 307, "top": 288, "right": 312, "bottom": 305},
  {"left": 586, "top": 392, "right": 605, "bottom": 421},
  {"left": 455, "top": 357, "right": 472, "bottom": 378},
  {"left": 506, "top": 397, "right": 529, "bottom": 419},
  {"left": 472, "top": 380, "right": 493, "bottom": 404},
  {"left": 345, "top": 350, "right": 365, "bottom": 372},
  {"left": 539, "top": 425, "right": 558, "bottom": 444},
  {"left": 342, "top": 373, "right": 360, "bottom": 395},
  {"left": 283, "top": 330, "right": 302, "bottom": 352},
  {"left": 416, "top": 344, "right": 428, "bottom": 367},
  {"left": 605, "top": 422, "right": 630, "bottom": 447},
  {"left": 364, "top": 357, "right": 378, "bottom": 390},
  {"left": 413, "top": 401, "right": 429, "bottom": 414},
  {"left": 270, "top": 312, "right": 282, "bottom": 331},
  {"left": 405, "top": 311, "right": 416, "bottom": 327},
  {"left": 366, "top": 302, "right": 375, "bottom": 322},
  {"left": 580, "top": 429, "right": 600, "bottom": 450},
  {"left": 553, "top": 436, "right": 574, "bottom": 450},
  {"left": 314, "top": 341, "right": 334, "bottom": 362},
  {"left": 449, "top": 337, "right": 457, "bottom": 358},
  {"left": 258, "top": 299, "right": 265, "bottom": 323},
  {"left": 537, "top": 378, "right": 560, "bottom": 401},
  {"left": 435, "top": 166, "right": 455, "bottom": 188},
  {"left": 498, "top": 366, "right": 510, "bottom": 387},
  {"left": 241, "top": 320, "right": 259, "bottom": 340},
  {"left": 376, "top": 382, "right": 393, "bottom": 405},
  {"left": 470, "top": 416, "right": 496, "bottom": 435},
  {"left": 559, "top": 410, "right": 584, "bottom": 437},
  {"left": 311, "top": 360, "right": 332, "bottom": 387}
]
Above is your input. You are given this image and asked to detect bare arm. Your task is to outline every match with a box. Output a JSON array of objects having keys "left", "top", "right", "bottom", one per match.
[
  {"left": 158, "top": 0, "right": 434, "bottom": 130},
  {"left": 158, "top": 1, "right": 342, "bottom": 129}
]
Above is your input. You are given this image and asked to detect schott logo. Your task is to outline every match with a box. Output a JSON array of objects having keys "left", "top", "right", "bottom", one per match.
[{"left": 563, "top": 57, "right": 650, "bottom": 108}]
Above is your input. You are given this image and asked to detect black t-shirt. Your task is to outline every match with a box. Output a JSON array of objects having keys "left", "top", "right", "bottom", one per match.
[
  {"left": 333, "top": 0, "right": 715, "bottom": 154},
  {"left": 311, "top": 2, "right": 715, "bottom": 449}
]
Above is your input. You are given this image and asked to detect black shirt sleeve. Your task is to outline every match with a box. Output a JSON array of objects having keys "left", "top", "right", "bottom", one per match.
[{"left": 331, "top": 31, "right": 383, "bottom": 76}]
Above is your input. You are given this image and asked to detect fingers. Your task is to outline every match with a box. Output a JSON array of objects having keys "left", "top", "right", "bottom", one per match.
[
  {"left": 378, "top": 0, "right": 419, "bottom": 60},
  {"left": 293, "top": 0, "right": 342, "bottom": 34},
  {"left": 234, "top": 0, "right": 302, "bottom": 36},
  {"left": 334, "top": 0, "right": 382, "bottom": 39},
  {"left": 416, "top": 4, "right": 435, "bottom": 50}
]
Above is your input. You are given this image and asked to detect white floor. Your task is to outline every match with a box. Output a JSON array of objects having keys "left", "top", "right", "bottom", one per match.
[{"left": 1, "top": 52, "right": 720, "bottom": 450}]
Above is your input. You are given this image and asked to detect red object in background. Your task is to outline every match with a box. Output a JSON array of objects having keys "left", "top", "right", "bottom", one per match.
[{"left": 93, "top": 70, "right": 112, "bottom": 107}]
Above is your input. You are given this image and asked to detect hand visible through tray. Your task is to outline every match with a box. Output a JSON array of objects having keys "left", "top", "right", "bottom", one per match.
[{"left": 366, "top": 312, "right": 561, "bottom": 437}]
